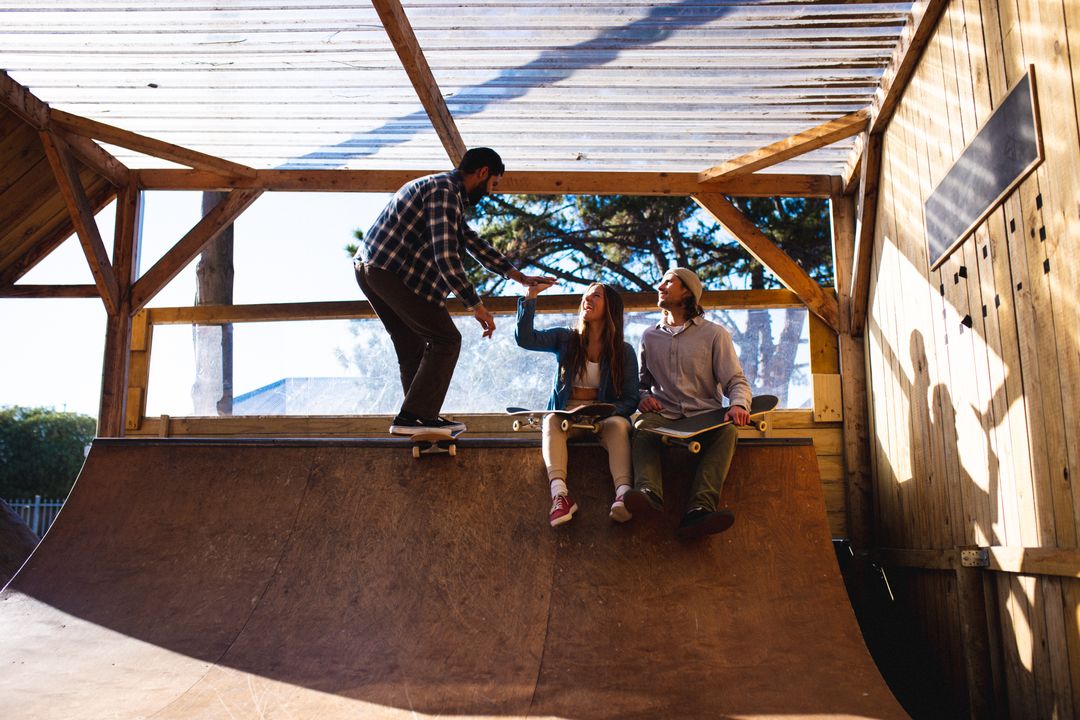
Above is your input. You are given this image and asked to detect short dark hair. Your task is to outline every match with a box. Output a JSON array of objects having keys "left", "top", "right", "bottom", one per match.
[{"left": 459, "top": 147, "right": 505, "bottom": 176}]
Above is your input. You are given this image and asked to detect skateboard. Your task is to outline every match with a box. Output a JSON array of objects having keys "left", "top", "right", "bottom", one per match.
[
  {"left": 408, "top": 429, "right": 463, "bottom": 459},
  {"left": 506, "top": 402, "right": 616, "bottom": 433},
  {"left": 635, "top": 394, "right": 779, "bottom": 454}
]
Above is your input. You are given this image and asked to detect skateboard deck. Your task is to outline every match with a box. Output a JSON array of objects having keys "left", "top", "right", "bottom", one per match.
[
  {"left": 408, "top": 429, "right": 463, "bottom": 459},
  {"left": 506, "top": 402, "right": 616, "bottom": 433},
  {"left": 636, "top": 394, "right": 779, "bottom": 454}
]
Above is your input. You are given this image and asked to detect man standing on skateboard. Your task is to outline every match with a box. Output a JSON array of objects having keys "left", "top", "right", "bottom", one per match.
[
  {"left": 354, "top": 147, "right": 552, "bottom": 435},
  {"left": 624, "top": 267, "right": 752, "bottom": 538}
]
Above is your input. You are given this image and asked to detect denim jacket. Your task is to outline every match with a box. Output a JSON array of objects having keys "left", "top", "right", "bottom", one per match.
[{"left": 515, "top": 297, "right": 640, "bottom": 417}]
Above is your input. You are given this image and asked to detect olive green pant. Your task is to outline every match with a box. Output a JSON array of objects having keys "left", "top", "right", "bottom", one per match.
[{"left": 631, "top": 413, "right": 739, "bottom": 512}]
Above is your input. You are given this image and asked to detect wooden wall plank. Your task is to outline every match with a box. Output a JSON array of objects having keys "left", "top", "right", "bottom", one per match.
[
  {"left": 967, "top": 0, "right": 1028, "bottom": 552},
  {"left": 997, "top": 0, "right": 1068, "bottom": 550},
  {"left": 1012, "top": 0, "right": 1080, "bottom": 552},
  {"left": 0, "top": 121, "right": 41, "bottom": 197},
  {"left": 867, "top": 0, "right": 1080, "bottom": 712},
  {"left": 942, "top": 0, "right": 998, "bottom": 548}
]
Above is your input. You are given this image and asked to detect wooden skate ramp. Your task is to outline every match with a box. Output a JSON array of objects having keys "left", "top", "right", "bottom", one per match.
[{"left": 0, "top": 438, "right": 906, "bottom": 719}]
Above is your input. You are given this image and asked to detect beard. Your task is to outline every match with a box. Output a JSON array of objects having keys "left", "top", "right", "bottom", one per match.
[{"left": 467, "top": 184, "right": 487, "bottom": 205}]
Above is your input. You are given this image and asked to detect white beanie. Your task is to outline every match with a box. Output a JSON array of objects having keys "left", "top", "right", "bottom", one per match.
[{"left": 665, "top": 267, "right": 703, "bottom": 304}]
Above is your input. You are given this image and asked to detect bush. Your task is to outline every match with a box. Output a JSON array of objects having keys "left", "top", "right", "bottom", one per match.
[{"left": 0, "top": 407, "right": 95, "bottom": 498}]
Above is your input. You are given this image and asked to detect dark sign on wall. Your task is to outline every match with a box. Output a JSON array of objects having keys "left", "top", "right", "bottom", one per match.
[{"left": 925, "top": 67, "right": 1043, "bottom": 270}]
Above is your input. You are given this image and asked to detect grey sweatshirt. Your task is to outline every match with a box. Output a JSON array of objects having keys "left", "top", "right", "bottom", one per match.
[{"left": 638, "top": 315, "right": 752, "bottom": 419}]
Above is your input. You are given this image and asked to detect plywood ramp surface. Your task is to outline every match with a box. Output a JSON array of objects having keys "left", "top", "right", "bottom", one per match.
[{"left": 0, "top": 438, "right": 905, "bottom": 719}]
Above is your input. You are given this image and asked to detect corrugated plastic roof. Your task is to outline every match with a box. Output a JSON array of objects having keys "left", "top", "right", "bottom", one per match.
[{"left": 0, "top": 1, "right": 915, "bottom": 174}]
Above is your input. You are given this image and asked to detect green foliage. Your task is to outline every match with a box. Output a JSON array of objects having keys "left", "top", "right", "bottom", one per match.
[
  {"left": 0, "top": 407, "right": 95, "bottom": 498},
  {"left": 466, "top": 194, "right": 832, "bottom": 294}
]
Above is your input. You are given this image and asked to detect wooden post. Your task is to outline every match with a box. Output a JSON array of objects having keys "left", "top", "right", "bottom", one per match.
[
  {"left": 954, "top": 561, "right": 995, "bottom": 719},
  {"left": 830, "top": 193, "right": 874, "bottom": 551},
  {"left": 97, "top": 181, "right": 140, "bottom": 437}
]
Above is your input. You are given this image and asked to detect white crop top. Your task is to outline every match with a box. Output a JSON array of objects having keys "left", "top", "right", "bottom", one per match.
[{"left": 575, "top": 361, "right": 602, "bottom": 389}]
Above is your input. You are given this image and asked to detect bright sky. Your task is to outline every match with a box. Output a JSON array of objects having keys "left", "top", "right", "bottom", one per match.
[{"left": 1, "top": 191, "right": 392, "bottom": 418}]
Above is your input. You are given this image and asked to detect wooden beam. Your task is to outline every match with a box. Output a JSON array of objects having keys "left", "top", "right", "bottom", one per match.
[
  {"left": 125, "top": 408, "right": 818, "bottom": 439},
  {"left": 0, "top": 70, "right": 49, "bottom": 129},
  {"left": 134, "top": 168, "right": 837, "bottom": 198},
  {"left": 842, "top": 133, "right": 864, "bottom": 193},
  {"left": 371, "top": 0, "right": 466, "bottom": 164},
  {"left": 877, "top": 546, "right": 1080, "bottom": 580},
  {"left": 849, "top": 131, "right": 883, "bottom": 337},
  {"left": 987, "top": 547, "right": 1080, "bottom": 579},
  {"left": 0, "top": 284, "right": 99, "bottom": 298},
  {"left": 145, "top": 289, "right": 801, "bottom": 326},
  {"left": 98, "top": 182, "right": 141, "bottom": 437},
  {"left": 868, "top": 0, "right": 949, "bottom": 137},
  {"left": 130, "top": 189, "right": 262, "bottom": 311},
  {"left": 841, "top": 1, "right": 948, "bottom": 195},
  {"left": 51, "top": 109, "right": 256, "bottom": 178},
  {"left": 38, "top": 129, "right": 120, "bottom": 315},
  {"left": 692, "top": 193, "right": 840, "bottom": 332},
  {"left": 699, "top": 110, "right": 869, "bottom": 182},
  {"left": 58, "top": 128, "right": 129, "bottom": 188},
  {"left": 830, "top": 192, "right": 874, "bottom": 554},
  {"left": 0, "top": 172, "right": 116, "bottom": 287}
]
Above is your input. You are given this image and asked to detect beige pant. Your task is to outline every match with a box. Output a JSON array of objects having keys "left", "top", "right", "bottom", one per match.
[{"left": 542, "top": 414, "right": 632, "bottom": 489}]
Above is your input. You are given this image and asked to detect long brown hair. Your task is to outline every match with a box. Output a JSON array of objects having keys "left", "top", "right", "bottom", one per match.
[{"left": 562, "top": 283, "right": 626, "bottom": 392}]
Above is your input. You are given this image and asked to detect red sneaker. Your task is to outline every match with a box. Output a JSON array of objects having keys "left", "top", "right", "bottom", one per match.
[{"left": 549, "top": 494, "right": 577, "bottom": 527}]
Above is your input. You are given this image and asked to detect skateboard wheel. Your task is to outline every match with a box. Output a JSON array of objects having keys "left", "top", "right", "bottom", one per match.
[
  {"left": 560, "top": 419, "right": 570, "bottom": 432},
  {"left": 412, "top": 445, "right": 421, "bottom": 459},
  {"left": 448, "top": 444, "right": 456, "bottom": 457},
  {"left": 512, "top": 419, "right": 521, "bottom": 432},
  {"left": 688, "top": 440, "right": 702, "bottom": 454},
  {"left": 757, "top": 420, "right": 767, "bottom": 432}
]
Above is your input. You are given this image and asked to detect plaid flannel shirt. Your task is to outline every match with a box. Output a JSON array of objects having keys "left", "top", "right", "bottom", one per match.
[{"left": 354, "top": 169, "right": 516, "bottom": 308}]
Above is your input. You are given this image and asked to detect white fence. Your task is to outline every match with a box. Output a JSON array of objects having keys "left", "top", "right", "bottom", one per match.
[{"left": 3, "top": 496, "right": 64, "bottom": 538}]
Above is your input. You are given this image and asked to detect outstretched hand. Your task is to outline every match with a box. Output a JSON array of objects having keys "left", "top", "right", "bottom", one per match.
[
  {"left": 526, "top": 278, "right": 556, "bottom": 299},
  {"left": 512, "top": 271, "right": 557, "bottom": 298}
]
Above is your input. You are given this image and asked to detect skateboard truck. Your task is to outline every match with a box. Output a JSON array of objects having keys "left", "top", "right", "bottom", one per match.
[
  {"left": 507, "top": 403, "right": 615, "bottom": 434},
  {"left": 408, "top": 430, "right": 461, "bottom": 459}
]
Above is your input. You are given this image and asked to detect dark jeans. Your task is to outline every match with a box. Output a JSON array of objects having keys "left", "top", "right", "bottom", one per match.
[
  {"left": 632, "top": 413, "right": 739, "bottom": 512},
  {"left": 355, "top": 263, "right": 461, "bottom": 420}
]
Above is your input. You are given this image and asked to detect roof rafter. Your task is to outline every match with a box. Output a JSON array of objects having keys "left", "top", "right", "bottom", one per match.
[
  {"left": 59, "top": 128, "right": 129, "bottom": 188},
  {"left": 52, "top": 109, "right": 256, "bottom": 179},
  {"left": 38, "top": 129, "right": 120, "bottom": 315},
  {"left": 130, "top": 189, "right": 263, "bottom": 313},
  {"left": 0, "top": 70, "right": 49, "bottom": 129},
  {"left": 843, "top": 0, "right": 949, "bottom": 187},
  {"left": 371, "top": 0, "right": 466, "bottom": 165},
  {"left": 692, "top": 192, "right": 839, "bottom": 333},
  {"left": 843, "top": 0, "right": 949, "bottom": 335},
  {"left": 699, "top": 109, "right": 869, "bottom": 183}
]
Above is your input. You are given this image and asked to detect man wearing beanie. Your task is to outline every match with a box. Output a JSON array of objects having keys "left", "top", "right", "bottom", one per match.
[{"left": 624, "top": 267, "right": 752, "bottom": 539}]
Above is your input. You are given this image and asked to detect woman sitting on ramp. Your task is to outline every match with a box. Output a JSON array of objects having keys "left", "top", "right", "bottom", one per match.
[{"left": 515, "top": 281, "right": 639, "bottom": 527}]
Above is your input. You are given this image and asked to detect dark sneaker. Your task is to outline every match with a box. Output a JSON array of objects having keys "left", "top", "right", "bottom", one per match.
[
  {"left": 431, "top": 416, "right": 466, "bottom": 433},
  {"left": 389, "top": 414, "right": 453, "bottom": 436},
  {"left": 676, "top": 507, "right": 735, "bottom": 540},
  {"left": 549, "top": 494, "right": 578, "bottom": 527},
  {"left": 623, "top": 487, "right": 663, "bottom": 516}
]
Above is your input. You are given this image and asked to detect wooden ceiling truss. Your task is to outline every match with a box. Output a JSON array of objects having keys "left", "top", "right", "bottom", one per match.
[{"left": 0, "top": 2, "right": 939, "bottom": 340}]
